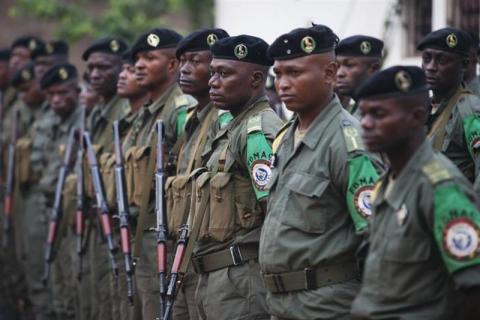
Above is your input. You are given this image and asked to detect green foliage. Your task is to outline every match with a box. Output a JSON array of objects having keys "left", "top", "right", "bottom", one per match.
[{"left": 8, "top": 0, "right": 214, "bottom": 43}]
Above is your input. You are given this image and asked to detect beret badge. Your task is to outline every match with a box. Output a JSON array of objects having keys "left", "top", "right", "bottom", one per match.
[
  {"left": 234, "top": 44, "right": 248, "bottom": 59},
  {"left": 59, "top": 67, "right": 68, "bottom": 80},
  {"left": 395, "top": 70, "right": 412, "bottom": 92},
  {"left": 46, "top": 43, "right": 54, "bottom": 54},
  {"left": 28, "top": 39, "right": 37, "bottom": 51},
  {"left": 300, "top": 36, "right": 316, "bottom": 54},
  {"left": 360, "top": 41, "right": 372, "bottom": 55},
  {"left": 446, "top": 33, "right": 458, "bottom": 48},
  {"left": 110, "top": 40, "right": 120, "bottom": 52},
  {"left": 147, "top": 34, "right": 160, "bottom": 48},
  {"left": 21, "top": 69, "right": 31, "bottom": 81},
  {"left": 206, "top": 33, "right": 219, "bottom": 46}
]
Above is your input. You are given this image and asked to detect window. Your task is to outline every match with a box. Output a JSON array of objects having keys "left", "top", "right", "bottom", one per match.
[{"left": 404, "top": 0, "right": 432, "bottom": 56}]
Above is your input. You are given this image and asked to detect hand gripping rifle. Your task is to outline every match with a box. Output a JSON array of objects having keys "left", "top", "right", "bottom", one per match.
[
  {"left": 155, "top": 120, "right": 168, "bottom": 317},
  {"left": 162, "top": 167, "right": 207, "bottom": 320},
  {"left": 113, "top": 120, "right": 134, "bottom": 304},
  {"left": 2, "top": 109, "right": 20, "bottom": 248},
  {"left": 84, "top": 131, "right": 118, "bottom": 278},
  {"left": 75, "top": 105, "right": 86, "bottom": 281},
  {"left": 43, "top": 128, "right": 78, "bottom": 285}
]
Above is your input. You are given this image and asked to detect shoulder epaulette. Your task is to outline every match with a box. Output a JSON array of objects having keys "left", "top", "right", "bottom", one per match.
[
  {"left": 341, "top": 119, "right": 365, "bottom": 153},
  {"left": 247, "top": 114, "right": 262, "bottom": 134},
  {"left": 422, "top": 160, "right": 452, "bottom": 185},
  {"left": 175, "top": 94, "right": 196, "bottom": 109},
  {"left": 272, "top": 120, "right": 292, "bottom": 154}
]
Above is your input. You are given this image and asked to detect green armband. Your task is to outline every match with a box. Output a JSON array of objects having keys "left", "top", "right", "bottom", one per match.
[
  {"left": 246, "top": 114, "right": 273, "bottom": 200},
  {"left": 463, "top": 114, "right": 480, "bottom": 158},
  {"left": 346, "top": 154, "right": 379, "bottom": 232},
  {"left": 434, "top": 184, "right": 480, "bottom": 273},
  {"left": 176, "top": 105, "right": 187, "bottom": 138}
]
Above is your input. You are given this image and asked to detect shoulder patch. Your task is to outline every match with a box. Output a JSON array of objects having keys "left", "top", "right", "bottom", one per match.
[
  {"left": 247, "top": 114, "right": 262, "bottom": 134},
  {"left": 341, "top": 119, "right": 365, "bottom": 153},
  {"left": 422, "top": 160, "right": 452, "bottom": 185}
]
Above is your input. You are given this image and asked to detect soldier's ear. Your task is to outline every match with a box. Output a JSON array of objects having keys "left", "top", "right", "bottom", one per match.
[
  {"left": 251, "top": 69, "right": 266, "bottom": 89},
  {"left": 324, "top": 61, "right": 337, "bottom": 86}
]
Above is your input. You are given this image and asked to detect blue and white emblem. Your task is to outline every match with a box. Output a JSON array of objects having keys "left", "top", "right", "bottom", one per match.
[
  {"left": 250, "top": 160, "right": 272, "bottom": 191},
  {"left": 444, "top": 217, "right": 479, "bottom": 260}
]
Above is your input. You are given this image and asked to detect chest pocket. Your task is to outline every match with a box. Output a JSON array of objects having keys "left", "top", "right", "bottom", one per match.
[
  {"left": 383, "top": 236, "right": 431, "bottom": 263},
  {"left": 99, "top": 153, "right": 116, "bottom": 209},
  {"left": 16, "top": 137, "right": 34, "bottom": 185},
  {"left": 165, "top": 175, "right": 191, "bottom": 237},
  {"left": 126, "top": 145, "right": 152, "bottom": 207},
  {"left": 283, "top": 171, "right": 330, "bottom": 234}
]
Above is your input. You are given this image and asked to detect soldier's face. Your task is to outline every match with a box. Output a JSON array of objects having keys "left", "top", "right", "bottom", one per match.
[
  {"left": 179, "top": 51, "right": 211, "bottom": 96},
  {"left": 85, "top": 52, "right": 121, "bottom": 97},
  {"left": 421, "top": 48, "right": 465, "bottom": 93},
  {"left": 336, "top": 56, "right": 374, "bottom": 96},
  {"left": 117, "top": 63, "right": 145, "bottom": 99},
  {"left": 46, "top": 81, "right": 79, "bottom": 118},
  {"left": 273, "top": 54, "right": 336, "bottom": 113},
  {"left": 208, "top": 58, "right": 255, "bottom": 112},
  {"left": 359, "top": 97, "right": 419, "bottom": 153},
  {"left": 134, "top": 49, "right": 177, "bottom": 91},
  {"left": 34, "top": 55, "right": 58, "bottom": 80},
  {"left": 0, "top": 61, "right": 9, "bottom": 90},
  {"left": 9, "top": 46, "right": 31, "bottom": 75},
  {"left": 18, "top": 80, "right": 45, "bottom": 107}
]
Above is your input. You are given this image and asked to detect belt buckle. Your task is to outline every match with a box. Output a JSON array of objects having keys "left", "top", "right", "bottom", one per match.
[
  {"left": 304, "top": 267, "right": 317, "bottom": 290},
  {"left": 229, "top": 245, "right": 243, "bottom": 266}
]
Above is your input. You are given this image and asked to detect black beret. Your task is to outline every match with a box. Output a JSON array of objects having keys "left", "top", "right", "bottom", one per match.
[
  {"left": 32, "top": 40, "right": 69, "bottom": 60},
  {"left": 82, "top": 37, "right": 128, "bottom": 61},
  {"left": 417, "top": 27, "right": 471, "bottom": 56},
  {"left": 0, "top": 48, "right": 10, "bottom": 62},
  {"left": 40, "top": 63, "right": 78, "bottom": 90},
  {"left": 211, "top": 34, "right": 272, "bottom": 66},
  {"left": 268, "top": 25, "right": 339, "bottom": 60},
  {"left": 176, "top": 28, "right": 229, "bottom": 59},
  {"left": 10, "top": 62, "right": 35, "bottom": 88},
  {"left": 11, "top": 36, "right": 44, "bottom": 54},
  {"left": 121, "top": 49, "right": 134, "bottom": 65},
  {"left": 355, "top": 66, "right": 428, "bottom": 100},
  {"left": 335, "top": 35, "right": 383, "bottom": 58},
  {"left": 131, "top": 28, "right": 183, "bottom": 58}
]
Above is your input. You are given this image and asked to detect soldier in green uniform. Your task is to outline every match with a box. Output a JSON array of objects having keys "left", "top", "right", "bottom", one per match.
[
  {"left": 105, "top": 49, "right": 149, "bottom": 320},
  {"left": 126, "top": 28, "right": 189, "bottom": 320},
  {"left": 465, "top": 36, "right": 479, "bottom": 97},
  {"left": 39, "top": 63, "right": 81, "bottom": 319},
  {"left": 335, "top": 35, "right": 383, "bottom": 117},
  {"left": 418, "top": 27, "right": 480, "bottom": 184},
  {"left": 11, "top": 62, "right": 54, "bottom": 320},
  {"left": 191, "top": 34, "right": 283, "bottom": 320},
  {"left": 82, "top": 36, "right": 130, "bottom": 320},
  {"left": 32, "top": 40, "right": 69, "bottom": 81},
  {"left": 170, "top": 27, "right": 230, "bottom": 320},
  {"left": 259, "top": 26, "right": 382, "bottom": 320},
  {"left": 351, "top": 65, "right": 480, "bottom": 320}
]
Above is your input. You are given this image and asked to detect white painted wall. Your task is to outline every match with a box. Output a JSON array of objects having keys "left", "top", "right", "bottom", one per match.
[{"left": 214, "top": 0, "right": 427, "bottom": 67}]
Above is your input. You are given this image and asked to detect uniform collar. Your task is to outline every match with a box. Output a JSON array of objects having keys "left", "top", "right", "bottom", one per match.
[
  {"left": 147, "top": 83, "right": 180, "bottom": 114},
  {"left": 288, "top": 94, "right": 342, "bottom": 150},
  {"left": 381, "top": 139, "right": 434, "bottom": 210}
]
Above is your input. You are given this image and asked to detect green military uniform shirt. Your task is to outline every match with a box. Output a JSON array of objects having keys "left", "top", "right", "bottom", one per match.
[
  {"left": 427, "top": 84, "right": 480, "bottom": 182},
  {"left": 195, "top": 96, "right": 283, "bottom": 256},
  {"left": 259, "top": 95, "right": 382, "bottom": 319},
  {"left": 88, "top": 94, "right": 129, "bottom": 152},
  {"left": 351, "top": 140, "right": 480, "bottom": 320}
]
